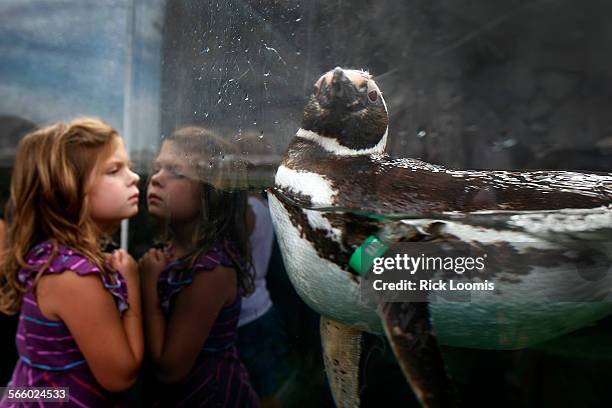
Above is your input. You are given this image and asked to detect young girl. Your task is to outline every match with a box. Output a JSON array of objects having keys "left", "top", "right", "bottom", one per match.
[
  {"left": 0, "top": 118, "right": 143, "bottom": 406},
  {"left": 140, "top": 126, "right": 259, "bottom": 407}
]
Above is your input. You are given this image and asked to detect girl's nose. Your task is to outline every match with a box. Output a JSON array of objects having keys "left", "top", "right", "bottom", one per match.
[
  {"left": 150, "top": 171, "right": 163, "bottom": 187},
  {"left": 129, "top": 169, "right": 141, "bottom": 185}
]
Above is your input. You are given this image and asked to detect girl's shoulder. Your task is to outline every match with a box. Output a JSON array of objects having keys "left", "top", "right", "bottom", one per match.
[
  {"left": 158, "top": 242, "right": 238, "bottom": 312},
  {"left": 21, "top": 240, "right": 103, "bottom": 277},
  {"left": 191, "top": 242, "right": 236, "bottom": 272},
  {"left": 20, "top": 240, "right": 129, "bottom": 313},
  {"left": 161, "top": 242, "right": 237, "bottom": 276}
]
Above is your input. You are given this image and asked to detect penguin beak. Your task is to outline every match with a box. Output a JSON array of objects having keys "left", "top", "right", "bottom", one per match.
[{"left": 318, "top": 67, "right": 358, "bottom": 109}]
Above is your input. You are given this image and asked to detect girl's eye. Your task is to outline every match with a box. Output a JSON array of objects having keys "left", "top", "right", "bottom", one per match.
[
  {"left": 169, "top": 169, "right": 185, "bottom": 179},
  {"left": 107, "top": 167, "right": 120, "bottom": 175}
]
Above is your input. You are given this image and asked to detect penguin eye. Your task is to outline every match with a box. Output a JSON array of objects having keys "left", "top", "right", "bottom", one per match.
[{"left": 366, "top": 80, "right": 380, "bottom": 102}]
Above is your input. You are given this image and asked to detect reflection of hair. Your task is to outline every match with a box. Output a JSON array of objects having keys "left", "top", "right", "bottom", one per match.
[
  {"left": 0, "top": 118, "right": 119, "bottom": 314},
  {"left": 162, "top": 126, "right": 254, "bottom": 295}
]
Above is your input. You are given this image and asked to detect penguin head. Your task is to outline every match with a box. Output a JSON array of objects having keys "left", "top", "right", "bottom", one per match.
[{"left": 301, "top": 67, "right": 388, "bottom": 155}]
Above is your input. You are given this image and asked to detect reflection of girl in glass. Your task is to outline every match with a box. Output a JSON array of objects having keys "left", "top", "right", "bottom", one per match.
[
  {"left": 0, "top": 118, "right": 144, "bottom": 406},
  {"left": 141, "top": 126, "right": 259, "bottom": 407}
]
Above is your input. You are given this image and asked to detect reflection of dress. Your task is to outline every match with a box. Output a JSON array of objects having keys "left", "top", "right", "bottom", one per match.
[
  {"left": 1, "top": 240, "right": 131, "bottom": 407},
  {"left": 153, "top": 243, "right": 259, "bottom": 408}
]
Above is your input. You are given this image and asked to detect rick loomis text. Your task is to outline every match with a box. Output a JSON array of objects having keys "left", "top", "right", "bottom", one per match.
[{"left": 370, "top": 253, "right": 495, "bottom": 292}]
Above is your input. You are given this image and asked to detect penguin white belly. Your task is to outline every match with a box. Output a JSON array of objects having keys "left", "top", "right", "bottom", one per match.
[{"left": 268, "top": 192, "right": 382, "bottom": 334}]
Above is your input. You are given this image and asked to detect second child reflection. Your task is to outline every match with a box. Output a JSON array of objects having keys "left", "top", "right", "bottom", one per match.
[{"left": 140, "top": 127, "right": 259, "bottom": 407}]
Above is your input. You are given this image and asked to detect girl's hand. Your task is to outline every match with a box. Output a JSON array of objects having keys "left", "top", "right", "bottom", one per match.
[
  {"left": 139, "top": 249, "right": 170, "bottom": 279},
  {"left": 109, "top": 249, "right": 139, "bottom": 282}
]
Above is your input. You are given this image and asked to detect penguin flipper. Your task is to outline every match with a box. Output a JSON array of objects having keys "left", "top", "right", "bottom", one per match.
[
  {"left": 320, "top": 317, "right": 364, "bottom": 408},
  {"left": 379, "top": 302, "right": 459, "bottom": 408}
]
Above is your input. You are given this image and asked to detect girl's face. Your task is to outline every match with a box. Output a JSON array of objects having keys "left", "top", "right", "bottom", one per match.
[
  {"left": 147, "top": 141, "right": 201, "bottom": 221},
  {"left": 89, "top": 137, "right": 140, "bottom": 231}
]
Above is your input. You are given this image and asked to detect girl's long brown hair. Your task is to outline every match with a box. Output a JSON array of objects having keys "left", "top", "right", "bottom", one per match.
[
  {"left": 158, "top": 126, "right": 255, "bottom": 296},
  {"left": 0, "top": 117, "right": 119, "bottom": 315}
]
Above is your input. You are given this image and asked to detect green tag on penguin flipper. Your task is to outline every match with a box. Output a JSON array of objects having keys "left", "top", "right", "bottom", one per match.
[{"left": 349, "top": 235, "right": 389, "bottom": 277}]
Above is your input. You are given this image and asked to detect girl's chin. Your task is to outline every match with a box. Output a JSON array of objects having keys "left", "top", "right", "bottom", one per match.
[
  {"left": 147, "top": 207, "right": 167, "bottom": 218},
  {"left": 118, "top": 205, "right": 139, "bottom": 218}
]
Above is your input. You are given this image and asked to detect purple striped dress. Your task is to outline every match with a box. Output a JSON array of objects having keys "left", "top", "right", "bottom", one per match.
[
  {"left": 149, "top": 243, "right": 259, "bottom": 408},
  {"left": 0, "top": 240, "right": 132, "bottom": 408}
]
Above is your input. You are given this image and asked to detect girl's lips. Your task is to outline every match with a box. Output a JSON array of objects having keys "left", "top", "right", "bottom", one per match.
[{"left": 148, "top": 193, "right": 162, "bottom": 202}]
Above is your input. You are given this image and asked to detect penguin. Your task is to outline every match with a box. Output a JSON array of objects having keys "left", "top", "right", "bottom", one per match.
[{"left": 267, "top": 67, "right": 612, "bottom": 408}]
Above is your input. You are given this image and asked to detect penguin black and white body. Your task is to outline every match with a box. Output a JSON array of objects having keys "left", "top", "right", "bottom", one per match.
[{"left": 268, "top": 67, "right": 612, "bottom": 408}]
